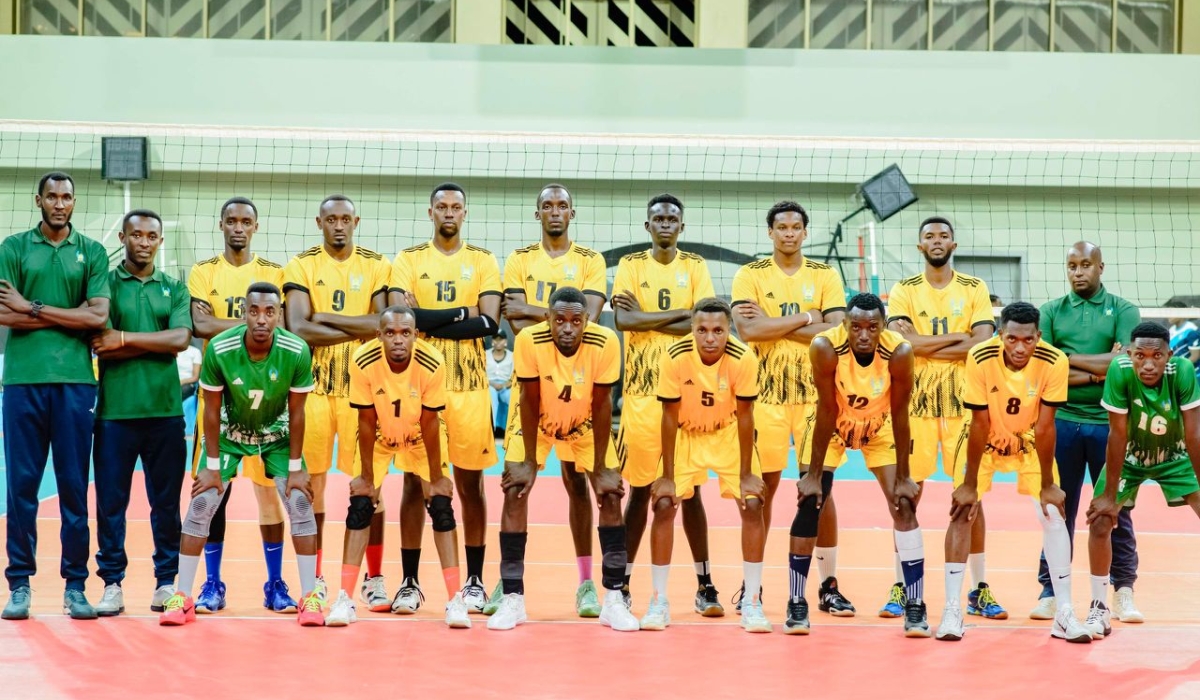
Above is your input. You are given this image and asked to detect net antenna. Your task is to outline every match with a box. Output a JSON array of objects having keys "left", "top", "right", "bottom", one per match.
[{"left": 818, "top": 164, "right": 918, "bottom": 288}]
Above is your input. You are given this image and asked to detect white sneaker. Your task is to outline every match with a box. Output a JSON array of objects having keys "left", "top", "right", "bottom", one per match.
[
  {"left": 1113, "top": 587, "right": 1144, "bottom": 623},
  {"left": 487, "top": 593, "right": 528, "bottom": 630},
  {"left": 360, "top": 575, "right": 390, "bottom": 612},
  {"left": 639, "top": 596, "right": 670, "bottom": 631},
  {"left": 1029, "top": 596, "right": 1057, "bottom": 620},
  {"left": 391, "top": 578, "right": 424, "bottom": 614},
  {"left": 599, "top": 590, "right": 640, "bottom": 632},
  {"left": 1084, "top": 600, "right": 1111, "bottom": 639},
  {"left": 1050, "top": 605, "right": 1092, "bottom": 643},
  {"left": 326, "top": 591, "right": 357, "bottom": 627},
  {"left": 740, "top": 601, "right": 773, "bottom": 633},
  {"left": 151, "top": 584, "right": 176, "bottom": 613},
  {"left": 445, "top": 593, "right": 472, "bottom": 629},
  {"left": 96, "top": 584, "right": 124, "bottom": 617},
  {"left": 313, "top": 576, "right": 328, "bottom": 605},
  {"left": 935, "top": 604, "right": 964, "bottom": 641},
  {"left": 460, "top": 576, "right": 488, "bottom": 614}
]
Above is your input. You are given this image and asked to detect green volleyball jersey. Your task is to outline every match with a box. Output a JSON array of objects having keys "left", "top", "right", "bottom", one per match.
[{"left": 1101, "top": 355, "right": 1200, "bottom": 468}]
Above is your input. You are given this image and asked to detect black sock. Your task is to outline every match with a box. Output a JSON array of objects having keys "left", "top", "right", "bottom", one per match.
[
  {"left": 401, "top": 548, "right": 421, "bottom": 583},
  {"left": 597, "top": 525, "right": 628, "bottom": 592},
  {"left": 499, "top": 532, "right": 527, "bottom": 595},
  {"left": 466, "top": 545, "right": 485, "bottom": 581}
]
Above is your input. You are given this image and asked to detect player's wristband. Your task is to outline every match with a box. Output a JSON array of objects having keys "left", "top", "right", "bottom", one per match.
[
  {"left": 288, "top": 458, "right": 303, "bottom": 473},
  {"left": 206, "top": 457, "right": 221, "bottom": 472},
  {"left": 803, "top": 311, "right": 813, "bottom": 325}
]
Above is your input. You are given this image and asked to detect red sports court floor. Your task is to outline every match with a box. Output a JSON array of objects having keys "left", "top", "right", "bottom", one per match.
[{"left": 3, "top": 474, "right": 1199, "bottom": 699}]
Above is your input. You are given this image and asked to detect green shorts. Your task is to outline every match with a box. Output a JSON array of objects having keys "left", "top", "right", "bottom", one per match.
[
  {"left": 201, "top": 437, "right": 305, "bottom": 482},
  {"left": 1094, "top": 458, "right": 1200, "bottom": 508}
]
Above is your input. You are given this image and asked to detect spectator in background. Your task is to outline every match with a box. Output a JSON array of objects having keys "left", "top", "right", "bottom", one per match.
[
  {"left": 486, "top": 331, "right": 513, "bottom": 438},
  {"left": 1166, "top": 299, "right": 1200, "bottom": 372},
  {"left": 177, "top": 341, "right": 202, "bottom": 436}
]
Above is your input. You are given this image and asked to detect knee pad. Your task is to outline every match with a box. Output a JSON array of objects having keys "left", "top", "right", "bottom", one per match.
[
  {"left": 426, "top": 495, "right": 457, "bottom": 533},
  {"left": 182, "top": 488, "right": 223, "bottom": 538},
  {"left": 790, "top": 497, "right": 820, "bottom": 539},
  {"left": 275, "top": 477, "right": 318, "bottom": 537},
  {"left": 346, "top": 495, "right": 374, "bottom": 531}
]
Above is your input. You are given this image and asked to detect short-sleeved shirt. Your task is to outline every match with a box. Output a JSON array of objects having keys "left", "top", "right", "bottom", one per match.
[
  {"left": 390, "top": 242, "right": 502, "bottom": 393},
  {"left": 199, "top": 326, "right": 314, "bottom": 445},
  {"left": 1039, "top": 286, "right": 1140, "bottom": 424},
  {"left": 98, "top": 265, "right": 193, "bottom": 419},
  {"left": 188, "top": 254, "right": 285, "bottom": 333},
  {"left": 612, "top": 250, "right": 715, "bottom": 397},
  {"left": 502, "top": 242, "right": 607, "bottom": 309},
  {"left": 731, "top": 256, "right": 846, "bottom": 405},
  {"left": 0, "top": 226, "right": 110, "bottom": 386},
  {"left": 887, "top": 271, "right": 994, "bottom": 418},
  {"left": 487, "top": 349, "right": 514, "bottom": 386},
  {"left": 657, "top": 334, "right": 757, "bottom": 433},
  {"left": 177, "top": 345, "right": 202, "bottom": 381},
  {"left": 817, "top": 324, "right": 908, "bottom": 449},
  {"left": 1101, "top": 355, "right": 1200, "bottom": 469},
  {"left": 1169, "top": 321, "right": 1200, "bottom": 367},
  {"left": 349, "top": 337, "right": 446, "bottom": 449},
  {"left": 513, "top": 321, "right": 620, "bottom": 440},
  {"left": 283, "top": 245, "right": 391, "bottom": 397},
  {"left": 963, "top": 336, "right": 1069, "bottom": 457}
]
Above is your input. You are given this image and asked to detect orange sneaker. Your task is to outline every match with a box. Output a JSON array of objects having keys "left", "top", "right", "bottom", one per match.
[
  {"left": 298, "top": 592, "right": 325, "bottom": 627},
  {"left": 159, "top": 593, "right": 195, "bottom": 626}
]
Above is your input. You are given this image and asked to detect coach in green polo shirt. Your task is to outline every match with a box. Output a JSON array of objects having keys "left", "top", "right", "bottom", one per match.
[
  {"left": 90, "top": 209, "right": 194, "bottom": 617},
  {"left": 1033, "top": 241, "right": 1142, "bottom": 622}
]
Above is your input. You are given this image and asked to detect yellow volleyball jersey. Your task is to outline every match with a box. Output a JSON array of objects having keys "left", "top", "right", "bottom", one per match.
[
  {"left": 391, "top": 242, "right": 502, "bottom": 393},
  {"left": 657, "top": 334, "right": 757, "bottom": 433},
  {"left": 819, "top": 324, "right": 908, "bottom": 449},
  {"left": 283, "top": 245, "right": 392, "bottom": 397},
  {"left": 513, "top": 321, "right": 620, "bottom": 440},
  {"left": 887, "top": 271, "right": 994, "bottom": 419},
  {"left": 731, "top": 256, "right": 846, "bottom": 405},
  {"left": 348, "top": 338, "right": 446, "bottom": 449},
  {"left": 611, "top": 249, "right": 715, "bottom": 397},
  {"left": 502, "top": 241, "right": 607, "bottom": 308},
  {"left": 963, "top": 336, "right": 1069, "bottom": 457},
  {"left": 187, "top": 254, "right": 285, "bottom": 325}
]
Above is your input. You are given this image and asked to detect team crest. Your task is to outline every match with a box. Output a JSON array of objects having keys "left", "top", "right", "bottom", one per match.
[
  {"left": 76, "top": 251, "right": 85, "bottom": 263},
  {"left": 718, "top": 378, "right": 728, "bottom": 392},
  {"left": 676, "top": 271, "right": 689, "bottom": 288},
  {"left": 269, "top": 369, "right": 279, "bottom": 382},
  {"left": 949, "top": 299, "right": 965, "bottom": 317},
  {"left": 1026, "top": 381, "right": 1036, "bottom": 399},
  {"left": 460, "top": 265, "right": 474, "bottom": 281},
  {"left": 802, "top": 285, "right": 815, "bottom": 303},
  {"left": 564, "top": 264, "right": 578, "bottom": 282},
  {"left": 869, "top": 378, "right": 885, "bottom": 397},
  {"left": 411, "top": 388, "right": 420, "bottom": 399},
  {"left": 349, "top": 274, "right": 363, "bottom": 291},
  {"left": 574, "top": 369, "right": 585, "bottom": 385},
  {"left": 162, "top": 287, "right": 171, "bottom": 297},
  {"left": 1105, "top": 307, "right": 1113, "bottom": 316}
]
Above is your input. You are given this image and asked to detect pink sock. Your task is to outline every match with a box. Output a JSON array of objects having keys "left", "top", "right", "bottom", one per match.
[{"left": 577, "top": 556, "right": 592, "bottom": 584}]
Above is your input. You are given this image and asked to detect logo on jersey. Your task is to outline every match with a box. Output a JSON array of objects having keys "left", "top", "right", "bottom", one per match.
[
  {"left": 718, "top": 378, "right": 728, "bottom": 392},
  {"left": 349, "top": 274, "right": 363, "bottom": 292},
  {"left": 376, "top": 388, "right": 386, "bottom": 395},
  {"left": 574, "top": 369, "right": 585, "bottom": 385},
  {"left": 460, "top": 265, "right": 474, "bottom": 281},
  {"left": 209, "top": 288, "right": 219, "bottom": 296},
  {"left": 269, "top": 369, "right": 279, "bottom": 382},
  {"left": 1105, "top": 307, "right": 1113, "bottom": 316},
  {"left": 162, "top": 287, "right": 171, "bottom": 297},
  {"left": 420, "top": 273, "right": 431, "bottom": 280},
  {"left": 1026, "top": 381, "right": 1036, "bottom": 399},
  {"left": 233, "top": 378, "right": 244, "bottom": 385},
  {"left": 76, "top": 251, "right": 85, "bottom": 263},
  {"left": 802, "top": 285, "right": 815, "bottom": 303},
  {"left": 564, "top": 265, "right": 578, "bottom": 282},
  {"left": 410, "top": 388, "right": 419, "bottom": 399},
  {"left": 949, "top": 299, "right": 965, "bottom": 317},
  {"left": 869, "top": 378, "right": 885, "bottom": 397},
  {"left": 676, "top": 271, "right": 689, "bottom": 288},
  {"left": 684, "top": 379, "right": 695, "bottom": 386}
]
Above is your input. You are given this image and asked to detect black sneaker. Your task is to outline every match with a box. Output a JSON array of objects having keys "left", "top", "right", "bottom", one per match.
[
  {"left": 903, "top": 600, "right": 930, "bottom": 638},
  {"left": 817, "top": 576, "right": 857, "bottom": 617},
  {"left": 694, "top": 584, "right": 725, "bottom": 617},
  {"left": 784, "top": 598, "right": 811, "bottom": 635}
]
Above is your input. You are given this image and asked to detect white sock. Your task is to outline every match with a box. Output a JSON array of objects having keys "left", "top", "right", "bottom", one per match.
[
  {"left": 298, "top": 554, "right": 317, "bottom": 596},
  {"left": 894, "top": 552, "right": 904, "bottom": 584},
  {"left": 968, "top": 552, "right": 986, "bottom": 588},
  {"left": 945, "top": 564, "right": 966, "bottom": 609},
  {"left": 694, "top": 561, "right": 710, "bottom": 577},
  {"left": 625, "top": 562, "right": 635, "bottom": 577},
  {"left": 1090, "top": 575, "right": 1109, "bottom": 604},
  {"left": 177, "top": 553, "right": 201, "bottom": 598},
  {"left": 651, "top": 565, "right": 670, "bottom": 600},
  {"left": 743, "top": 562, "right": 764, "bottom": 605},
  {"left": 814, "top": 546, "right": 837, "bottom": 582},
  {"left": 894, "top": 528, "right": 925, "bottom": 604},
  {"left": 1035, "top": 501, "right": 1073, "bottom": 611}
]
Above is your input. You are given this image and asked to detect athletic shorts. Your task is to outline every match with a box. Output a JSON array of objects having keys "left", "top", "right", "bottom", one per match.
[
  {"left": 502, "top": 392, "right": 618, "bottom": 468},
  {"left": 353, "top": 428, "right": 451, "bottom": 487},
  {"left": 192, "top": 391, "right": 272, "bottom": 487},
  {"left": 954, "top": 449, "right": 1059, "bottom": 497},
  {"left": 1094, "top": 458, "right": 1200, "bottom": 508},
  {"left": 303, "top": 393, "right": 359, "bottom": 476},
  {"left": 826, "top": 415, "right": 897, "bottom": 471},
  {"left": 755, "top": 402, "right": 843, "bottom": 472},
  {"left": 909, "top": 414, "right": 969, "bottom": 484},
  {"left": 617, "top": 394, "right": 663, "bottom": 487},
  {"left": 205, "top": 437, "right": 304, "bottom": 483},
  {"left": 443, "top": 389, "right": 497, "bottom": 470},
  {"left": 673, "top": 422, "right": 762, "bottom": 500}
]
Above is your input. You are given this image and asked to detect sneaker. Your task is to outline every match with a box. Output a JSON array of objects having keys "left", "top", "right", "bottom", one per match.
[
  {"left": 879, "top": 583, "right": 906, "bottom": 618},
  {"left": 151, "top": 584, "right": 177, "bottom": 613},
  {"left": 326, "top": 591, "right": 357, "bottom": 627},
  {"left": 196, "top": 580, "right": 226, "bottom": 614},
  {"left": 481, "top": 580, "right": 504, "bottom": 616},
  {"left": 903, "top": 601, "right": 930, "bottom": 638},
  {"left": 1113, "top": 587, "right": 1144, "bottom": 623},
  {"left": 95, "top": 584, "right": 125, "bottom": 617},
  {"left": 391, "top": 578, "right": 424, "bottom": 614},
  {"left": 732, "top": 583, "right": 762, "bottom": 615},
  {"left": 313, "top": 576, "right": 328, "bottom": 605},
  {"left": 1051, "top": 605, "right": 1092, "bottom": 643},
  {"left": 360, "top": 575, "right": 391, "bottom": 613},
  {"left": 486, "top": 593, "right": 528, "bottom": 630},
  {"left": 1084, "top": 600, "right": 1112, "bottom": 639},
  {"left": 967, "top": 582, "right": 1008, "bottom": 620},
  {"left": 2, "top": 586, "right": 31, "bottom": 621},
  {"left": 935, "top": 605, "right": 964, "bottom": 641},
  {"left": 784, "top": 598, "right": 811, "bottom": 635},
  {"left": 1029, "top": 596, "right": 1057, "bottom": 620},
  {"left": 621, "top": 584, "right": 632, "bottom": 611},
  {"left": 63, "top": 590, "right": 98, "bottom": 620},
  {"left": 599, "top": 590, "right": 640, "bottom": 631},
  {"left": 158, "top": 593, "right": 195, "bottom": 626},
  {"left": 263, "top": 579, "right": 298, "bottom": 614},
  {"left": 445, "top": 593, "right": 472, "bottom": 629},
  {"left": 740, "top": 601, "right": 772, "bottom": 633},
  {"left": 640, "top": 596, "right": 670, "bottom": 631},
  {"left": 694, "top": 584, "right": 725, "bottom": 617},
  {"left": 576, "top": 580, "right": 601, "bottom": 618},
  {"left": 460, "top": 576, "right": 488, "bottom": 614},
  {"left": 298, "top": 591, "right": 325, "bottom": 627},
  {"left": 817, "top": 576, "right": 856, "bottom": 617}
]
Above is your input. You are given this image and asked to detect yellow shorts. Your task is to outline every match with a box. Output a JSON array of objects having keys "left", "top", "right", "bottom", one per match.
[
  {"left": 443, "top": 389, "right": 497, "bottom": 470},
  {"left": 909, "top": 414, "right": 969, "bottom": 483},
  {"left": 953, "top": 450, "right": 1059, "bottom": 497},
  {"left": 192, "top": 391, "right": 272, "bottom": 487},
  {"left": 673, "top": 422, "right": 762, "bottom": 500},
  {"left": 617, "top": 394, "right": 663, "bottom": 487},
  {"left": 352, "top": 429, "right": 452, "bottom": 487},
  {"left": 827, "top": 416, "right": 898, "bottom": 471},
  {"left": 755, "top": 402, "right": 842, "bottom": 472},
  {"left": 303, "top": 393, "right": 359, "bottom": 476},
  {"left": 502, "top": 391, "right": 618, "bottom": 469}
]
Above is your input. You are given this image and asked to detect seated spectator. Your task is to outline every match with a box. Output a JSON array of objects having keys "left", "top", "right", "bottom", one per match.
[{"left": 486, "top": 331, "right": 513, "bottom": 438}]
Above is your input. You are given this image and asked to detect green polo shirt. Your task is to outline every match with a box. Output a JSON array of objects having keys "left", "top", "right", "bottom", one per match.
[
  {"left": 1039, "top": 286, "right": 1140, "bottom": 424},
  {"left": 0, "top": 226, "right": 110, "bottom": 386},
  {"left": 97, "top": 265, "right": 193, "bottom": 419}
]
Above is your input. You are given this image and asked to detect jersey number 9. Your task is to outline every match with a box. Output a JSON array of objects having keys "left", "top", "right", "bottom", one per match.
[{"left": 332, "top": 289, "right": 346, "bottom": 312}]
